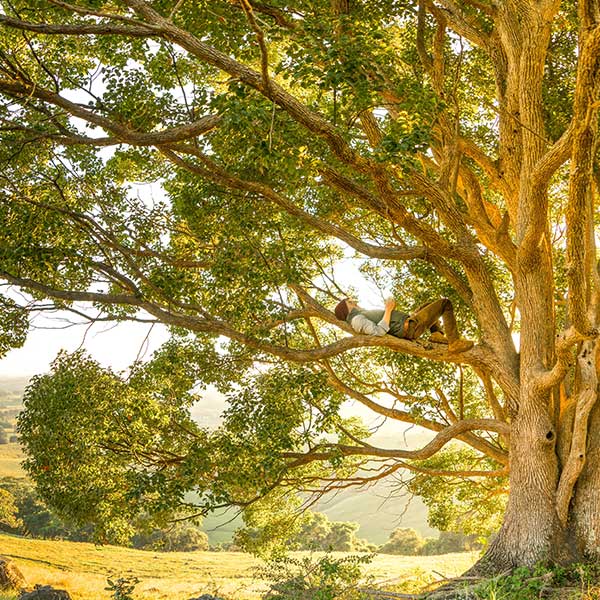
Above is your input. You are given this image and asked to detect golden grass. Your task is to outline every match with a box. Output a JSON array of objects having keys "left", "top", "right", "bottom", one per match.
[
  {"left": 0, "top": 533, "right": 478, "bottom": 600},
  {"left": 0, "top": 443, "right": 25, "bottom": 478}
]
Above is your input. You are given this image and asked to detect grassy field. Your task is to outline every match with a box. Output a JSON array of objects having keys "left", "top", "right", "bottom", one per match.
[
  {"left": 0, "top": 532, "right": 478, "bottom": 600},
  {"left": 0, "top": 443, "right": 25, "bottom": 478}
]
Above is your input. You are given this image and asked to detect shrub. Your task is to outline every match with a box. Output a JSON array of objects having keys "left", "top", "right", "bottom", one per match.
[
  {"left": 420, "top": 531, "right": 481, "bottom": 555},
  {"left": 106, "top": 576, "right": 140, "bottom": 600},
  {"left": 261, "top": 553, "right": 373, "bottom": 600}
]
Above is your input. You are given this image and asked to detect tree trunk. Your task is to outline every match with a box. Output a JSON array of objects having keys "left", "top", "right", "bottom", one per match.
[
  {"left": 469, "top": 404, "right": 565, "bottom": 574},
  {"left": 472, "top": 243, "right": 563, "bottom": 572},
  {"left": 570, "top": 402, "right": 600, "bottom": 558}
]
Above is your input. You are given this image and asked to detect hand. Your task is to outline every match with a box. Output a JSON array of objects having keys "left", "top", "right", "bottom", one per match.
[{"left": 385, "top": 297, "right": 396, "bottom": 310}]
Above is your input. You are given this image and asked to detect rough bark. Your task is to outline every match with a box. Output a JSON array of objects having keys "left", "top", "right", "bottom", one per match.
[
  {"left": 470, "top": 402, "right": 562, "bottom": 573},
  {"left": 571, "top": 399, "right": 600, "bottom": 558}
]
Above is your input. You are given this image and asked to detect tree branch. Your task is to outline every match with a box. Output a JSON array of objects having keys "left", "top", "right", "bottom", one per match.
[
  {"left": 556, "top": 340, "right": 599, "bottom": 525},
  {"left": 0, "top": 78, "right": 222, "bottom": 145},
  {"left": 0, "top": 14, "right": 159, "bottom": 37},
  {"left": 159, "top": 147, "right": 427, "bottom": 261},
  {"left": 283, "top": 418, "right": 510, "bottom": 464}
]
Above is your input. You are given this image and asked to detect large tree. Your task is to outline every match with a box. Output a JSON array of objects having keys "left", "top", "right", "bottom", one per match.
[{"left": 1, "top": 0, "right": 599, "bottom": 573}]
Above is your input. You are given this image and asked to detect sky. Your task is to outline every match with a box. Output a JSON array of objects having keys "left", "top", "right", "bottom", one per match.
[{"left": 0, "top": 317, "right": 169, "bottom": 378}]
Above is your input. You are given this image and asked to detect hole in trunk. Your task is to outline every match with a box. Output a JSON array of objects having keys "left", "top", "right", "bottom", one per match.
[{"left": 546, "top": 431, "right": 554, "bottom": 440}]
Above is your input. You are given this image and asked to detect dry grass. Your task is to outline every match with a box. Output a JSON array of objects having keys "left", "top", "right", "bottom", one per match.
[
  {"left": 0, "top": 533, "right": 479, "bottom": 600},
  {"left": 0, "top": 443, "right": 25, "bottom": 478}
]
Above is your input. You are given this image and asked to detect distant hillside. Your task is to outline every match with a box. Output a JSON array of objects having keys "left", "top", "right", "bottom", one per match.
[
  {"left": 0, "top": 375, "right": 29, "bottom": 408},
  {"left": 203, "top": 479, "right": 435, "bottom": 546}
]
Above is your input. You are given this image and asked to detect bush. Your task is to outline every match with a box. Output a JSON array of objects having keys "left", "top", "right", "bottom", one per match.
[
  {"left": 420, "top": 531, "right": 481, "bottom": 555},
  {"left": 106, "top": 576, "right": 139, "bottom": 600},
  {"left": 261, "top": 553, "right": 373, "bottom": 600}
]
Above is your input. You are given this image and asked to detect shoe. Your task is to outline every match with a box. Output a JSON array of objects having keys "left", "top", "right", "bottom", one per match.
[
  {"left": 430, "top": 332, "right": 448, "bottom": 344},
  {"left": 448, "top": 339, "right": 474, "bottom": 353}
]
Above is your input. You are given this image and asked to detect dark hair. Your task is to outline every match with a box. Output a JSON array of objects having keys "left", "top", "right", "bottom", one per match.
[{"left": 334, "top": 298, "right": 350, "bottom": 321}]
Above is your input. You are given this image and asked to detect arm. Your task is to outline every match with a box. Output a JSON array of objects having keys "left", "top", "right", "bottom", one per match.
[{"left": 383, "top": 297, "right": 396, "bottom": 326}]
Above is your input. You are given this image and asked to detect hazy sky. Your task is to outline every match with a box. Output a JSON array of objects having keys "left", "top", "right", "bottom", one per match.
[{"left": 0, "top": 318, "right": 169, "bottom": 377}]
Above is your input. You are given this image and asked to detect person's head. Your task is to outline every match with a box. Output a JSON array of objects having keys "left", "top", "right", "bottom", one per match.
[{"left": 334, "top": 298, "right": 358, "bottom": 321}]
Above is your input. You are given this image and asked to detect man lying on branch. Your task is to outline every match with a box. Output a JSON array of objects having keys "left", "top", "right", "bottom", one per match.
[{"left": 334, "top": 297, "right": 474, "bottom": 353}]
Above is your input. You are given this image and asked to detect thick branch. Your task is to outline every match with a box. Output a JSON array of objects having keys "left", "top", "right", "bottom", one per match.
[
  {"left": 0, "top": 79, "right": 221, "bottom": 145},
  {"left": 1, "top": 270, "right": 511, "bottom": 380},
  {"left": 556, "top": 339, "right": 599, "bottom": 525},
  {"left": 325, "top": 365, "right": 508, "bottom": 464},
  {"left": 566, "top": 24, "right": 600, "bottom": 334},
  {"left": 283, "top": 418, "right": 510, "bottom": 464},
  {"left": 535, "top": 326, "right": 586, "bottom": 391}
]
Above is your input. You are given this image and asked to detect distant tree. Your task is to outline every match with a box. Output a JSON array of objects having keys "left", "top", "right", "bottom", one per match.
[
  {"left": 236, "top": 509, "right": 371, "bottom": 555},
  {"left": 421, "top": 531, "right": 481, "bottom": 555},
  {"left": 133, "top": 523, "right": 209, "bottom": 552},
  {"left": 9, "top": 435, "right": 19, "bottom": 443},
  {"left": 379, "top": 528, "right": 424, "bottom": 556},
  {"left": 0, "top": 431, "right": 8, "bottom": 445},
  {"left": 0, "top": 477, "right": 93, "bottom": 540},
  {"left": 294, "top": 512, "right": 372, "bottom": 552},
  {"left": 297, "top": 511, "right": 332, "bottom": 548}
]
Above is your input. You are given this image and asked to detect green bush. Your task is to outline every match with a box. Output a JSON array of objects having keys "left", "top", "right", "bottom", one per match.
[
  {"left": 261, "top": 553, "right": 373, "bottom": 600},
  {"left": 420, "top": 531, "right": 482, "bottom": 555},
  {"left": 106, "top": 576, "right": 140, "bottom": 600}
]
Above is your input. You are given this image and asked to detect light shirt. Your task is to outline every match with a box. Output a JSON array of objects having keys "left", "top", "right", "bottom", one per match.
[{"left": 348, "top": 313, "right": 390, "bottom": 336}]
